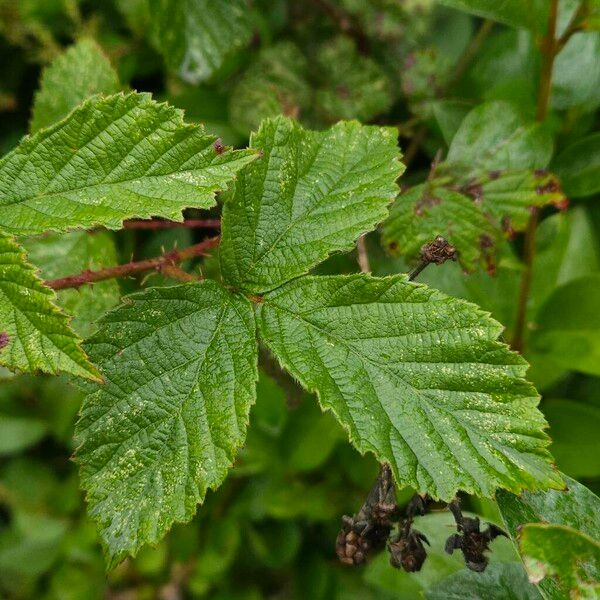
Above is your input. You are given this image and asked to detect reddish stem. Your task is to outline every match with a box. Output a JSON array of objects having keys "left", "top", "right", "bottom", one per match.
[
  {"left": 123, "top": 218, "right": 221, "bottom": 230},
  {"left": 46, "top": 236, "right": 219, "bottom": 290}
]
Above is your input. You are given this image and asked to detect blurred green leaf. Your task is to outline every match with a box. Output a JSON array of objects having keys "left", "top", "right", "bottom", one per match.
[
  {"left": 552, "top": 30, "right": 600, "bottom": 110},
  {"left": 229, "top": 42, "right": 312, "bottom": 135},
  {"left": 519, "top": 523, "right": 600, "bottom": 598},
  {"left": 436, "top": 0, "right": 548, "bottom": 32},
  {"left": 149, "top": 0, "right": 253, "bottom": 83},
  {"left": 446, "top": 101, "right": 553, "bottom": 176},
  {"left": 554, "top": 132, "right": 600, "bottom": 198},
  {"left": 426, "top": 562, "right": 542, "bottom": 599},
  {"left": 281, "top": 399, "right": 344, "bottom": 473},
  {"left": 531, "top": 275, "right": 600, "bottom": 376},
  {"left": 30, "top": 38, "right": 120, "bottom": 133},
  {"left": 543, "top": 399, "right": 600, "bottom": 478},
  {"left": 315, "top": 36, "right": 393, "bottom": 123},
  {"left": 0, "top": 415, "right": 46, "bottom": 455}
]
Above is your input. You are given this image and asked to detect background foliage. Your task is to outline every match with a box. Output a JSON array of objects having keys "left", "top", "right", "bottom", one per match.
[{"left": 0, "top": 0, "right": 599, "bottom": 598}]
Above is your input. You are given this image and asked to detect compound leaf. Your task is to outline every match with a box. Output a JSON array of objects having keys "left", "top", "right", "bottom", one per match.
[
  {"left": 257, "top": 274, "right": 562, "bottom": 501},
  {"left": 519, "top": 524, "right": 600, "bottom": 598},
  {"left": 30, "top": 38, "right": 120, "bottom": 133},
  {"left": 149, "top": 0, "right": 253, "bottom": 84},
  {"left": 220, "top": 116, "right": 403, "bottom": 293},
  {"left": 0, "top": 92, "right": 257, "bottom": 235},
  {"left": 76, "top": 281, "right": 257, "bottom": 567},
  {"left": 0, "top": 231, "right": 99, "bottom": 379}
]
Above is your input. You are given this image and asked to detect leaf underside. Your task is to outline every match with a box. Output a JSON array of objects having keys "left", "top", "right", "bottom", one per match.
[
  {"left": 0, "top": 92, "right": 256, "bottom": 235},
  {"left": 0, "top": 231, "right": 98, "bottom": 379},
  {"left": 76, "top": 281, "right": 258, "bottom": 567},
  {"left": 257, "top": 274, "right": 562, "bottom": 500},
  {"left": 220, "top": 115, "right": 404, "bottom": 293}
]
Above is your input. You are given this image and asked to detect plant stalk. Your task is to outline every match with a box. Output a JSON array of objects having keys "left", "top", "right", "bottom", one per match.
[
  {"left": 46, "top": 236, "right": 219, "bottom": 290},
  {"left": 512, "top": 0, "right": 559, "bottom": 352}
]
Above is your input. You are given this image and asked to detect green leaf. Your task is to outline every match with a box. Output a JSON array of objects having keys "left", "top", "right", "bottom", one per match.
[
  {"left": 0, "top": 231, "right": 99, "bottom": 379},
  {"left": 149, "top": 0, "right": 253, "bottom": 83},
  {"left": 229, "top": 42, "right": 312, "bottom": 135},
  {"left": 382, "top": 171, "right": 564, "bottom": 273},
  {"left": 0, "top": 92, "right": 257, "bottom": 235},
  {"left": 519, "top": 524, "right": 600, "bottom": 598},
  {"left": 75, "top": 281, "right": 258, "bottom": 566},
  {"left": 478, "top": 169, "right": 566, "bottom": 231},
  {"left": 382, "top": 184, "right": 499, "bottom": 272},
  {"left": 314, "top": 36, "right": 393, "bottom": 123},
  {"left": 0, "top": 416, "right": 47, "bottom": 455},
  {"left": 543, "top": 399, "right": 600, "bottom": 478},
  {"left": 553, "top": 132, "right": 600, "bottom": 198},
  {"left": 436, "top": 0, "right": 548, "bottom": 32},
  {"left": 426, "top": 562, "right": 542, "bottom": 600},
  {"left": 497, "top": 473, "right": 600, "bottom": 599},
  {"left": 21, "top": 231, "right": 120, "bottom": 337},
  {"left": 530, "top": 275, "right": 600, "bottom": 376},
  {"left": 257, "top": 274, "right": 562, "bottom": 500},
  {"left": 552, "top": 30, "right": 600, "bottom": 110},
  {"left": 497, "top": 473, "right": 600, "bottom": 543},
  {"left": 446, "top": 101, "right": 553, "bottom": 177},
  {"left": 220, "top": 117, "right": 403, "bottom": 293},
  {"left": 30, "top": 38, "right": 120, "bottom": 133}
]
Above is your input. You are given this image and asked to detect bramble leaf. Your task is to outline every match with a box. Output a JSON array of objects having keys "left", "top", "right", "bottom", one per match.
[
  {"left": 149, "top": 0, "right": 253, "bottom": 84},
  {"left": 314, "top": 36, "right": 393, "bottom": 123},
  {"left": 257, "top": 274, "right": 562, "bottom": 500},
  {"left": 382, "top": 184, "right": 499, "bottom": 272},
  {"left": 446, "top": 101, "right": 553, "bottom": 176},
  {"left": 437, "top": 0, "right": 548, "bottom": 32},
  {"left": 0, "top": 231, "right": 99, "bottom": 379},
  {"left": 0, "top": 92, "right": 257, "bottom": 235},
  {"left": 21, "top": 231, "right": 121, "bottom": 337},
  {"left": 229, "top": 42, "right": 312, "bottom": 135},
  {"left": 426, "top": 562, "right": 542, "bottom": 600},
  {"left": 220, "top": 116, "right": 403, "bottom": 293},
  {"left": 519, "top": 524, "right": 600, "bottom": 598},
  {"left": 30, "top": 38, "right": 120, "bottom": 133},
  {"left": 76, "top": 281, "right": 257, "bottom": 566},
  {"left": 497, "top": 473, "right": 600, "bottom": 599}
]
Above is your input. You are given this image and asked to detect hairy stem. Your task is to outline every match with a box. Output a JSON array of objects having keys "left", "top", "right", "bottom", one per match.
[
  {"left": 46, "top": 236, "right": 219, "bottom": 290},
  {"left": 512, "top": 0, "right": 559, "bottom": 352},
  {"left": 122, "top": 218, "right": 221, "bottom": 230}
]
